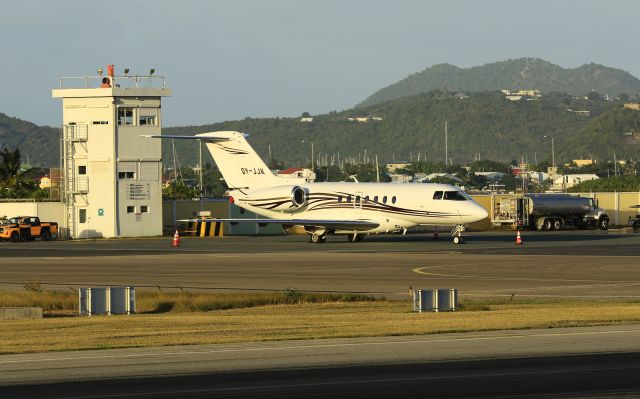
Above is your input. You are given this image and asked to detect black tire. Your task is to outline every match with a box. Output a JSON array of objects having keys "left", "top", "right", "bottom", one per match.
[
  {"left": 310, "top": 233, "right": 324, "bottom": 243},
  {"left": 41, "top": 229, "right": 52, "bottom": 241},
  {"left": 10, "top": 231, "right": 19, "bottom": 243},
  {"left": 453, "top": 236, "right": 464, "bottom": 244},
  {"left": 598, "top": 218, "right": 609, "bottom": 231},
  {"left": 552, "top": 219, "right": 562, "bottom": 231}
]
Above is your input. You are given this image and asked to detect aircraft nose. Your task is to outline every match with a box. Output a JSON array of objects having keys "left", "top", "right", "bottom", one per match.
[{"left": 476, "top": 204, "right": 489, "bottom": 221}]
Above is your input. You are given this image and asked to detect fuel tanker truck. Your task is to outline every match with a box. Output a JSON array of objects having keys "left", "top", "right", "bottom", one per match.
[{"left": 516, "top": 194, "right": 609, "bottom": 231}]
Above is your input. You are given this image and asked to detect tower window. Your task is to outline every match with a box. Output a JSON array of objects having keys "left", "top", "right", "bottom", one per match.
[
  {"left": 79, "top": 209, "right": 87, "bottom": 223},
  {"left": 118, "top": 108, "right": 135, "bottom": 126},
  {"left": 118, "top": 172, "right": 135, "bottom": 179},
  {"left": 139, "top": 115, "right": 157, "bottom": 126}
]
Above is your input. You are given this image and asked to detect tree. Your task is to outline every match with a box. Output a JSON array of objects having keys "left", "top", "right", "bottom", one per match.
[{"left": 0, "top": 148, "right": 21, "bottom": 186}]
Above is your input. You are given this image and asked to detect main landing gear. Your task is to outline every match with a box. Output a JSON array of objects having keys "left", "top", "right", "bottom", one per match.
[
  {"left": 309, "top": 232, "right": 327, "bottom": 243},
  {"left": 451, "top": 224, "right": 466, "bottom": 244},
  {"left": 347, "top": 233, "right": 365, "bottom": 242}
]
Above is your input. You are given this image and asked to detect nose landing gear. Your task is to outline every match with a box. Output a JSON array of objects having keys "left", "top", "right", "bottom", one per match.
[{"left": 451, "top": 224, "right": 466, "bottom": 244}]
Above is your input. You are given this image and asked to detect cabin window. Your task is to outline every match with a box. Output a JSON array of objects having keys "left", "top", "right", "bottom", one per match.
[
  {"left": 355, "top": 195, "right": 361, "bottom": 203},
  {"left": 346, "top": 195, "right": 352, "bottom": 203},
  {"left": 92, "top": 121, "right": 108, "bottom": 125},
  {"left": 383, "top": 196, "right": 387, "bottom": 204},
  {"left": 78, "top": 165, "right": 87, "bottom": 175},
  {"left": 433, "top": 191, "right": 444, "bottom": 200},
  {"left": 443, "top": 191, "right": 469, "bottom": 201},
  {"left": 373, "top": 195, "right": 379, "bottom": 203},
  {"left": 392, "top": 196, "right": 397, "bottom": 204},
  {"left": 364, "top": 195, "right": 369, "bottom": 203},
  {"left": 127, "top": 206, "right": 135, "bottom": 213},
  {"left": 337, "top": 195, "right": 342, "bottom": 203},
  {"left": 140, "top": 205, "right": 149, "bottom": 213}
]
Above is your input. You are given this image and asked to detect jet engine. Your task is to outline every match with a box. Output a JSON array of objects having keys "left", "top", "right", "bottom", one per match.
[{"left": 243, "top": 185, "right": 308, "bottom": 211}]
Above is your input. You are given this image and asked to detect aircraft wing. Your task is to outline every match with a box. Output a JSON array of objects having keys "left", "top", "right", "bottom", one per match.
[{"left": 178, "top": 218, "right": 380, "bottom": 231}]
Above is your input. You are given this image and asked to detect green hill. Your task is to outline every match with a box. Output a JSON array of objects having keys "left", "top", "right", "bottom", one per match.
[
  {"left": 162, "top": 91, "right": 634, "bottom": 167},
  {"left": 2, "top": 90, "right": 639, "bottom": 169},
  {"left": 0, "top": 113, "right": 60, "bottom": 167},
  {"left": 358, "top": 58, "right": 640, "bottom": 108}
]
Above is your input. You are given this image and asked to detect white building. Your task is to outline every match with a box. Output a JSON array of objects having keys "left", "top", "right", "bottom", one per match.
[
  {"left": 52, "top": 65, "right": 171, "bottom": 238},
  {"left": 551, "top": 174, "right": 599, "bottom": 191},
  {"left": 276, "top": 167, "right": 316, "bottom": 183}
]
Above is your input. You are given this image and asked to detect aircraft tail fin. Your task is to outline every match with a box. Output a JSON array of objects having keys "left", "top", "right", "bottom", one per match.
[{"left": 196, "top": 131, "right": 280, "bottom": 190}]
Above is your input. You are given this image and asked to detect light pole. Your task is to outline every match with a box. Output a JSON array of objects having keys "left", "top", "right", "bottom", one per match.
[
  {"left": 301, "top": 140, "right": 314, "bottom": 169},
  {"left": 544, "top": 135, "right": 555, "bottom": 168}
]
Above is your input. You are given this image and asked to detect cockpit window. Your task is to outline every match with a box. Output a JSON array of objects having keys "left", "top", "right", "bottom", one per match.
[
  {"left": 433, "top": 191, "right": 443, "bottom": 200},
  {"left": 443, "top": 191, "right": 469, "bottom": 201}
]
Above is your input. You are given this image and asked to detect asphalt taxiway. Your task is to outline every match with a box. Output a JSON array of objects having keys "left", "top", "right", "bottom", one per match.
[
  {"left": 1, "top": 325, "right": 640, "bottom": 398},
  {"left": 0, "top": 231, "right": 638, "bottom": 299},
  {"left": 1, "top": 231, "right": 640, "bottom": 397}
]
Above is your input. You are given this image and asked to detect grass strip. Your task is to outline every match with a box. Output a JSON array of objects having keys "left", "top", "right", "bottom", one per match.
[{"left": 1, "top": 300, "right": 639, "bottom": 354}]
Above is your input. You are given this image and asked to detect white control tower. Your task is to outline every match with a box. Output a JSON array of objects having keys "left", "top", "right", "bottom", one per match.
[{"left": 52, "top": 65, "right": 171, "bottom": 238}]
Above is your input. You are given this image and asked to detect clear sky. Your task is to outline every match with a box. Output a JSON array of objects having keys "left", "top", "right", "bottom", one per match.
[{"left": 1, "top": 0, "right": 639, "bottom": 127}]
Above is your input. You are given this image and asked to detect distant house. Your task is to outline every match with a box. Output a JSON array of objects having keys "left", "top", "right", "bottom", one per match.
[
  {"left": 426, "top": 173, "right": 463, "bottom": 184},
  {"left": 502, "top": 89, "right": 541, "bottom": 101},
  {"left": 624, "top": 103, "right": 640, "bottom": 111},
  {"left": 39, "top": 176, "right": 51, "bottom": 189},
  {"left": 572, "top": 159, "right": 596, "bottom": 167},
  {"left": 388, "top": 173, "right": 412, "bottom": 183},
  {"left": 567, "top": 109, "right": 591, "bottom": 117},
  {"left": 300, "top": 117, "right": 313, "bottom": 123},
  {"left": 277, "top": 167, "right": 316, "bottom": 183},
  {"left": 347, "top": 117, "right": 370, "bottom": 122},
  {"left": 473, "top": 171, "right": 505, "bottom": 182},
  {"left": 551, "top": 174, "right": 599, "bottom": 190},
  {"left": 386, "top": 162, "right": 411, "bottom": 173}
]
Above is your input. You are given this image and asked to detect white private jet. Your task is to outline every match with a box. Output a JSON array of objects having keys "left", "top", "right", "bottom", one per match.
[{"left": 144, "top": 131, "right": 488, "bottom": 244}]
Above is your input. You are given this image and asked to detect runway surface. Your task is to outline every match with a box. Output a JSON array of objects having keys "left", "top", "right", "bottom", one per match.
[
  {"left": 1, "top": 232, "right": 640, "bottom": 397},
  {"left": 0, "top": 231, "right": 638, "bottom": 299},
  {"left": 2, "top": 325, "right": 640, "bottom": 398}
]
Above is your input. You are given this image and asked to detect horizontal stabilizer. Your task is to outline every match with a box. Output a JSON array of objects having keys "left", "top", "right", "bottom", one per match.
[
  {"left": 178, "top": 218, "right": 380, "bottom": 231},
  {"left": 141, "top": 131, "right": 248, "bottom": 142}
]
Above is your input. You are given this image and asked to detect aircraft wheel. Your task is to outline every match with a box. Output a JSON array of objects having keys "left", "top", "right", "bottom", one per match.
[
  {"left": 310, "top": 233, "right": 326, "bottom": 243},
  {"left": 552, "top": 219, "right": 562, "bottom": 231},
  {"left": 452, "top": 236, "right": 464, "bottom": 244},
  {"left": 543, "top": 219, "right": 552, "bottom": 231}
]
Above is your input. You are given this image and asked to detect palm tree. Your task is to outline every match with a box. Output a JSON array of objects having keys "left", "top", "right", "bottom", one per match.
[{"left": 0, "top": 148, "right": 21, "bottom": 187}]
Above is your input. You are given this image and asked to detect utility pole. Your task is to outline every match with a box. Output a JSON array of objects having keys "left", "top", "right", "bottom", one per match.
[
  {"left": 198, "top": 139, "right": 203, "bottom": 198},
  {"left": 445, "top": 121, "right": 448, "bottom": 165},
  {"left": 301, "top": 140, "right": 314, "bottom": 169}
]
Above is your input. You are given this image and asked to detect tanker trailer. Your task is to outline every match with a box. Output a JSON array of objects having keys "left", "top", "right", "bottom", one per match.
[{"left": 522, "top": 194, "right": 609, "bottom": 231}]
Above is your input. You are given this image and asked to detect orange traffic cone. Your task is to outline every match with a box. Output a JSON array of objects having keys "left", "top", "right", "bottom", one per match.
[
  {"left": 172, "top": 230, "right": 180, "bottom": 247},
  {"left": 515, "top": 230, "right": 523, "bottom": 245}
]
